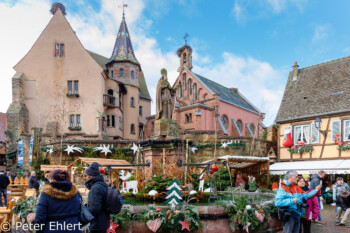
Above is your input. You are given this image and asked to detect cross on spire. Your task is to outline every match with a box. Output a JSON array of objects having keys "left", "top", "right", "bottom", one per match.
[
  {"left": 118, "top": 0, "right": 128, "bottom": 18},
  {"left": 183, "top": 33, "right": 189, "bottom": 45}
]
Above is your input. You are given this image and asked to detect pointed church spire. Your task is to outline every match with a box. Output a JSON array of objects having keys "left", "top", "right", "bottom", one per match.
[{"left": 108, "top": 12, "right": 139, "bottom": 66}]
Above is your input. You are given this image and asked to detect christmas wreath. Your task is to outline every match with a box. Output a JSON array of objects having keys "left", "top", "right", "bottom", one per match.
[
  {"left": 224, "top": 196, "right": 277, "bottom": 232},
  {"left": 133, "top": 203, "right": 201, "bottom": 233}
]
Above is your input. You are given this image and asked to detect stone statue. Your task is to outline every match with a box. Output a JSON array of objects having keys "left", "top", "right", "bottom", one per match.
[{"left": 156, "top": 68, "right": 175, "bottom": 120}]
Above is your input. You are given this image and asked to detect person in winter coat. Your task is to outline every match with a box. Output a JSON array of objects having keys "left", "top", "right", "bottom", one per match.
[
  {"left": 297, "top": 176, "right": 319, "bottom": 233},
  {"left": 309, "top": 170, "right": 326, "bottom": 224},
  {"left": 336, "top": 189, "right": 350, "bottom": 227},
  {"left": 333, "top": 177, "right": 349, "bottom": 202},
  {"left": 275, "top": 170, "right": 322, "bottom": 233},
  {"left": 28, "top": 171, "right": 39, "bottom": 190},
  {"left": 0, "top": 171, "right": 10, "bottom": 207},
  {"left": 35, "top": 169, "right": 82, "bottom": 233},
  {"left": 85, "top": 162, "right": 109, "bottom": 233}
]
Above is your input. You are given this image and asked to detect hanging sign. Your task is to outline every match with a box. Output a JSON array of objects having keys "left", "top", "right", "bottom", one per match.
[
  {"left": 29, "top": 137, "right": 34, "bottom": 166},
  {"left": 18, "top": 139, "right": 23, "bottom": 167}
]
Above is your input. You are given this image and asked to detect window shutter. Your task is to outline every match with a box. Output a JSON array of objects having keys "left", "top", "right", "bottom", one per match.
[
  {"left": 311, "top": 123, "right": 319, "bottom": 144},
  {"left": 331, "top": 120, "right": 341, "bottom": 142}
]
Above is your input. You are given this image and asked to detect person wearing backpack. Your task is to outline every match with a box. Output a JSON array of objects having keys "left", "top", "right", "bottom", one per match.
[{"left": 85, "top": 162, "right": 110, "bottom": 233}]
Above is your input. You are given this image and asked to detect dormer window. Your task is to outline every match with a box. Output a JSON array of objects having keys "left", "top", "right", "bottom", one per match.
[{"left": 120, "top": 69, "right": 124, "bottom": 78}]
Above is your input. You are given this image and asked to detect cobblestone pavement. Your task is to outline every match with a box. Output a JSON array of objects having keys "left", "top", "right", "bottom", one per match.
[
  {"left": 275, "top": 204, "right": 350, "bottom": 233},
  {"left": 311, "top": 204, "right": 350, "bottom": 233}
]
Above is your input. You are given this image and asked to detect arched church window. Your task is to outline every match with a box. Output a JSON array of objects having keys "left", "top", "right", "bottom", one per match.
[
  {"left": 120, "top": 69, "right": 124, "bottom": 78},
  {"left": 183, "top": 53, "right": 187, "bottom": 64},
  {"left": 179, "top": 82, "right": 182, "bottom": 97},
  {"left": 203, "top": 93, "right": 208, "bottom": 100},
  {"left": 237, "top": 119, "right": 243, "bottom": 132},
  {"left": 188, "top": 79, "right": 192, "bottom": 95},
  {"left": 193, "top": 83, "right": 198, "bottom": 100},
  {"left": 131, "top": 70, "right": 134, "bottom": 79},
  {"left": 222, "top": 115, "right": 229, "bottom": 129},
  {"left": 183, "top": 73, "right": 187, "bottom": 89},
  {"left": 250, "top": 123, "right": 255, "bottom": 135}
]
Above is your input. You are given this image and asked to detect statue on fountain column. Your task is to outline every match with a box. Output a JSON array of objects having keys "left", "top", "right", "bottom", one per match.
[
  {"left": 154, "top": 68, "right": 178, "bottom": 138},
  {"left": 156, "top": 68, "right": 175, "bottom": 120}
]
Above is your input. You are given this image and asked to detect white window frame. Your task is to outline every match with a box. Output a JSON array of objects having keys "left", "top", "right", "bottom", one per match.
[
  {"left": 343, "top": 120, "right": 350, "bottom": 142},
  {"left": 284, "top": 126, "right": 292, "bottom": 140},
  {"left": 310, "top": 123, "right": 319, "bottom": 144},
  {"left": 293, "top": 124, "right": 310, "bottom": 145},
  {"left": 331, "top": 120, "right": 341, "bottom": 143}
]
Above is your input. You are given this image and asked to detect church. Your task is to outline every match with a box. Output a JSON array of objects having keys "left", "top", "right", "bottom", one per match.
[
  {"left": 6, "top": 2, "right": 151, "bottom": 153},
  {"left": 171, "top": 44, "right": 265, "bottom": 137}
]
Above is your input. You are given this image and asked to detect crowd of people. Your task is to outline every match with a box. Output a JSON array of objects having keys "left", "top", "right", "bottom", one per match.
[{"left": 275, "top": 170, "right": 350, "bottom": 233}]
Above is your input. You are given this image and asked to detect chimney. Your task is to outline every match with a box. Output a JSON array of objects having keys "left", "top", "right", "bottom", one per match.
[
  {"left": 292, "top": 61, "right": 299, "bottom": 81},
  {"left": 230, "top": 88, "right": 238, "bottom": 93}
]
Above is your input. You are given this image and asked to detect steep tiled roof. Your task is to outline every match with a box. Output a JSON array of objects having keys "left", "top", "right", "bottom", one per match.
[
  {"left": 276, "top": 56, "right": 350, "bottom": 123},
  {"left": 87, "top": 50, "right": 108, "bottom": 69},
  {"left": 0, "top": 113, "right": 6, "bottom": 142},
  {"left": 107, "top": 15, "right": 139, "bottom": 65},
  {"left": 193, "top": 73, "right": 260, "bottom": 113},
  {"left": 139, "top": 72, "right": 151, "bottom": 100}
]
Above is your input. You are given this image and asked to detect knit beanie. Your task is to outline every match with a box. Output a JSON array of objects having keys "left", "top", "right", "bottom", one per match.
[
  {"left": 302, "top": 173, "right": 309, "bottom": 180},
  {"left": 50, "top": 169, "right": 70, "bottom": 182},
  {"left": 85, "top": 162, "right": 101, "bottom": 176}
]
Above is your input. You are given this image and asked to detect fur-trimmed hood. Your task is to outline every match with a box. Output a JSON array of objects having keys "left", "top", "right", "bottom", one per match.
[{"left": 41, "top": 182, "right": 78, "bottom": 200}]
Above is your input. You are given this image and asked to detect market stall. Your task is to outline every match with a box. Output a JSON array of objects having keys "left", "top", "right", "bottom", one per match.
[
  {"left": 67, "top": 157, "right": 134, "bottom": 188},
  {"left": 215, "top": 155, "right": 270, "bottom": 189}
]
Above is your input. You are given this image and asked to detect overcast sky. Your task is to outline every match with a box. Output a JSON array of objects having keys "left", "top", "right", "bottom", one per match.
[{"left": 2, "top": 0, "right": 350, "bottom": 126}]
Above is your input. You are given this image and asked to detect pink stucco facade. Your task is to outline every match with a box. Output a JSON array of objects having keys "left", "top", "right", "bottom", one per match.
[
  {"left": 171, "top": 45, "right": 264, "bottom": 137},
  {"left": 8, "top": 8, "right": 151, "bottom": 141}
]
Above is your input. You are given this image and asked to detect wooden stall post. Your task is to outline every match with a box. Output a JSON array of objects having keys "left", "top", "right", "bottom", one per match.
[{"left": 266, "top": 160, "right": 270, "bottom": 189}]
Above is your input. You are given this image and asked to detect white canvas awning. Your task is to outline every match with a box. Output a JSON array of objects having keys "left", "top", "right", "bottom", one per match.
[{"left": 270, "top": 159, "right": 350, "bottom": 175}]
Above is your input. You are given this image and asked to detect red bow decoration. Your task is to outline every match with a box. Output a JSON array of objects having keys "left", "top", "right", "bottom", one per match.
[
  {"left": 122, "top": 180, "right": 127, "bottom": 188},
  {"left": 99, "top": 167, "right": 105, "bottom": 174},
  {"left": 211, "top": 164, "right": 219, "bottom": 172}
]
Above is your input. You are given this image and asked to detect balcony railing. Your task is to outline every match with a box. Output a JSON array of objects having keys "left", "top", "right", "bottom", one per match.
[{"left": 103, "top": 94, "right": 116, "bottom": 107}]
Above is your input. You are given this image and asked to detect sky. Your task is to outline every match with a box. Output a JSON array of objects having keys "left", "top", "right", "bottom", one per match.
[{"left": 2, "top": 0, "right": 350, "bottom": 126}]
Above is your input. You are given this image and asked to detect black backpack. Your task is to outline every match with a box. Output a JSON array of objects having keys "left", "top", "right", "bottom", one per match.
[{"left": 104, "top": 187, "right": 123, "bottom": 215}]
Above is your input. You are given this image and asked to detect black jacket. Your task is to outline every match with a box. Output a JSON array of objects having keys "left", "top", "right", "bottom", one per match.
[
  {"left": 336, "top": 195, "right": 350, "bottom": 211},
  {"left": 0, "top": 174, "right": 10, "bottom": 190},
  {"left": 35, "top": 181, "right": 81, "bottom": 233},
  {"left": 85, "top": 175, "right": 109, "bottom": 231},
  {"left": 29, "top": 176, "right": 39, "bottom": 190}
]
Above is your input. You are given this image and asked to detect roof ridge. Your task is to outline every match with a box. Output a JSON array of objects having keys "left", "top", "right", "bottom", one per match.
[
  {"left": 300, "top": 55, "right": 350, "bottom": 71},
  {"left": 86, "top": 50, "right": 108, "bottom": 59}
]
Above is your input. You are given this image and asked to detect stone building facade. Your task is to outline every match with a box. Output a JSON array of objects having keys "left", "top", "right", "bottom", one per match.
[{"left": 6, "top": 4, "right": 151, "bottom": 169}]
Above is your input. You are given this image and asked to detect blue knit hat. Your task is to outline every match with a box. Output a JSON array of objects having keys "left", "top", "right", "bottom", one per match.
[{"left": 85, "top": 162, "right": 101, "bottom": 176}]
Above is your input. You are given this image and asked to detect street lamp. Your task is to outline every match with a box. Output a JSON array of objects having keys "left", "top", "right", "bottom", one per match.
[{"left": 314, "top": 117, "right": 327, "bottom": 137}]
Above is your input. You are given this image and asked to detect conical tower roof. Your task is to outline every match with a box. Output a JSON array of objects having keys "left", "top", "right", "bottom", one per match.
[{"left": 108, "top": 14, "right": 139, "bottom": 65}]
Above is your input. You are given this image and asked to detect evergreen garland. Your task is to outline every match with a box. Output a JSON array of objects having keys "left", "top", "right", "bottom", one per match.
[
  {"left": 288, "top": 145, "right": 313, "bottom": 155},
  {"left": 338, "top": 145, "right": 350, "bottom": 151}
]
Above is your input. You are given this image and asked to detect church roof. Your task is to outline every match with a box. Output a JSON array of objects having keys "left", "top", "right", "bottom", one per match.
[
  {"left": 107, "top": 15, "right": 139, "bottom": 66},
  {"left": 192, "top": 72, "right": 260, "bottom": 114}
]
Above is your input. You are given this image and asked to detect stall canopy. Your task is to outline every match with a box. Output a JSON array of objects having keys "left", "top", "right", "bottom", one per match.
[
  {"left": 68, "top": 157, "right": 134, "bottom": 170},
  {"left": 40, "top": 165, "right": 68, "bottom": 172},
  {"left": 270, "top": 159, "right": 350, "bottom": 175}
]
